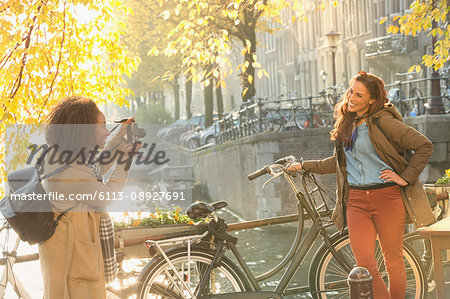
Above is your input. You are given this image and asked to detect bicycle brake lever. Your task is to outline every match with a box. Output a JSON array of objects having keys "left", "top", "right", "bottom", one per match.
[{"left": 262, "top": 170, "right": 283, "bottom": 189}]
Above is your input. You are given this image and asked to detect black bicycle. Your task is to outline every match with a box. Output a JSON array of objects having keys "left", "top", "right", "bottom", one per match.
[{"left": 135, "top": 156, "right": 427, "bottom": 298}]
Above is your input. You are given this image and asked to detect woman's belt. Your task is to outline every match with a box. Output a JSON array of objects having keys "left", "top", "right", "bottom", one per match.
[{"left": 349, "top": 182, "right": 397, "bottom": 190}]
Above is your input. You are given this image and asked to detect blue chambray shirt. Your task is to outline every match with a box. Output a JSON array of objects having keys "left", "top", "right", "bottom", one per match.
[{"left": 344, "top": 122, "right": 393, "bottom": 186}]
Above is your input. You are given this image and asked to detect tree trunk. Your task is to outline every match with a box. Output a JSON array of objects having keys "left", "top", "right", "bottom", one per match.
[
  {"left": 215, "top": 76, "right": 223, "bottom": 119},
  {"left": 204, "top": 65, "right": 214, "bottom": 128},
  {"left": 185, "top": 79, "right": 193, "bottom": 119},
  {"left": 172, "top": 75, "right": 180, "bottom": 120}
]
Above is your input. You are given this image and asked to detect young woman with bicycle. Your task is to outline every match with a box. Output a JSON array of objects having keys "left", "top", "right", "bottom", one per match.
[
  {"left": 288, "top": 71, "right": 434, "bottom": 298},
  {"left": 39, "top": 96, "right": 141, "bottom": 299}
]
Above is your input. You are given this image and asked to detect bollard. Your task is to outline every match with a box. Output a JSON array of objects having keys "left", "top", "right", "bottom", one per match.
[{"left": 348, "top": 267, "right": 373, "bottom": 298}]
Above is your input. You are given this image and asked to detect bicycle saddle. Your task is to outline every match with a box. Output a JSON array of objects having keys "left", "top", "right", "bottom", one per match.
[{"left": 186, "top": 201, "right": 227, "bottom": 219}]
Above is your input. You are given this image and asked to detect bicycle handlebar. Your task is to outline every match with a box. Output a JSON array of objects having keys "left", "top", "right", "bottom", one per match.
[
  {"left": 247, "top": 166, "right": 270, "bottom": 181},
  {"left": 248, "top": 156, "right": 298, "bottom": 181}
]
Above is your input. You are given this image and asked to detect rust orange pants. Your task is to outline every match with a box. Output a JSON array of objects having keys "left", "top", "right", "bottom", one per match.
[{"left": 347, "top": 185, "right": 406, "bottom": 299}]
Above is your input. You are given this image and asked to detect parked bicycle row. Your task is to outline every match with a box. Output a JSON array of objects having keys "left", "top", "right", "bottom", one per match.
[
  {"left": 155, "top": 86, "right": 345, "bottom": 149},
  {"left": 156, "top": 73, "right": 450, "bottom": 150}
]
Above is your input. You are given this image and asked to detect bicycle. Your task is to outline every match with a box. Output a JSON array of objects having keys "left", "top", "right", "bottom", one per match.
[
  {"left": 310, "top": 86, "right": 343, "bottom": 128},
  {"left": 262, "top": 99, "right": 309, "bottom": 132},
  {"left": 0, "top": 220, "right": 138, "bottom": 299},
  {"left": 392, "top": 72, "right": 425, "bottom": 117},
  {"left": 135, "top": 156, "right": 427, "bottom": 298},
  {"left": 238, "top": 98, "right": 263, "bottom": 136},
  {"left": 440, "top": 65, "right": 450, "bottom": 114}
]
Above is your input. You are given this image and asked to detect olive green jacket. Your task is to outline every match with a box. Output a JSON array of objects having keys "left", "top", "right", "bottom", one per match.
[{"left": 303, "top": 104, "right": 435, "bottom": 231}]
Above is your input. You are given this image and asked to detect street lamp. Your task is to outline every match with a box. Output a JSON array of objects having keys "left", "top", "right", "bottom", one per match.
[
  {"left": 326, "top": 30, "right": 341, "bottom": 86},
  {"left": 320, "top": 70, "right": 327, "bottom": 84}
]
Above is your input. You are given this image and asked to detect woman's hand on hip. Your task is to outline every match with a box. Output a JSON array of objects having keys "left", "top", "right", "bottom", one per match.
[{"left": 379, "top": 169, "right": 408, "bottom": 186}]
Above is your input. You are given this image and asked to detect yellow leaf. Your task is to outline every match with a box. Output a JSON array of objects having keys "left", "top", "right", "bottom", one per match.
[
  {"left": 204, "top": 79, "right": 210, "bottom": 87},
  {"left": 131, "top": 219, "right": 141, "bottom": 227},
  {"left": 263, "top": 69, "right": 269, "bottom": 78},
  {"left": 387, "top": 26, "right": 393, "bottom": 34},
  {"left": 242, "top": 87, "right": 249, "bottom": 97},
  {"left": 415, "top": 65, "right": 422, "bottom": 73},
  {"left": 160, "top": 10, "right": 170, "bottom": 20},
  {"left": 257, "top": 70, "right": 263, "bottom": 79},
  {"left": 408, "top": 65, "right": 416, "bottom": 73},
  {"left": 248, "top": 75, "right": 253, "bottom": 84},
  {"left": 380, "top": 17, "right": 388, "bottom": 24},
  {"left": 292, "top": 16, "right": 296, "bottom": 23},
  {"left": 332, "top": 1, "right": 338, "bottom": 7}
]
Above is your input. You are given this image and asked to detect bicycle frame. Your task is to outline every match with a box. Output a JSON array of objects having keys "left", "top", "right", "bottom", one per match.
[
  {"left": 146, "top": 162, "right": 354, "bottom": 298},
  {"left": 0, "top": 226, "right": 33, "bottom": 299}
]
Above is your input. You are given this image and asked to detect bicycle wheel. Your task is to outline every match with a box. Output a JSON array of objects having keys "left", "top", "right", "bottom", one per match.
[
  {"left": 309, "top": 231, "right": 427, "bottom": 299},
  {"left": 263, "top": 109, "right": 283, "bottom": 132},
  {"left": 405, "top": 231, "right": 442, "bottom": 293},
  {"left": 136, "top": 246, "right": 251, "bottom": 298},
  {"left": 294, "top": 107, "right": 310, "bottom": 130},
  {"left": 312, "top": 103, "right": 333, "bottom": 128}
]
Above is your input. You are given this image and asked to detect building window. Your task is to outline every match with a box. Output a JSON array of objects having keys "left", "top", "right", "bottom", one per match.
[
  {"left": 351, "top": 0, "right": 356, "bottom": 36},
  {"left": 344, "top": 2, "right": 350, "bottom": 37},
  {"left": 373, "top": 2, "right": 379, "bottom": 37},
  {"left": 366, "top": 0, "right": 371, "bottom": 33},
  {"left": 392, "top": 0, "right": 400, "bottom": 13}
]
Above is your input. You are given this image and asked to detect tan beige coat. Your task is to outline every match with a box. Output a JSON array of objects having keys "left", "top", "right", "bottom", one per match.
[
  {"left": 39, "top": 136, "right": 128, "bottom": 299},
  {"left": 303, "top": 105, "right": 435, "bottom": 231}
]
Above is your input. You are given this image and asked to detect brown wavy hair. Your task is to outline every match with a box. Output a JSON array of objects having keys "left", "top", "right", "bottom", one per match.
[
  {"left": 330, "top": 71, "right": 389, "bottom": 148},
  {"left": 45, "top": 96, "right": 101, "bottom": 154}
]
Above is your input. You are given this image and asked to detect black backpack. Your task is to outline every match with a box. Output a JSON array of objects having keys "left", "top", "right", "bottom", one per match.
[{"left": 0, "top": 163, "right": 69, "bottom": 245}]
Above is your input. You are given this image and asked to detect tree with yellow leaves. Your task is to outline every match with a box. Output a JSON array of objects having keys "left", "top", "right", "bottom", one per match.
[
  {"left": 0, "top": 0, "right": 139, "bottom": 194},
  {"left": 384, "top": 0, "right": 449, "bottom": 72}
]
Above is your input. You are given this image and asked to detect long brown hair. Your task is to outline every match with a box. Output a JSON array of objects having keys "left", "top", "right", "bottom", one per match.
[{"left": 330, "top": 71, "right": 389, "bottom": 148}]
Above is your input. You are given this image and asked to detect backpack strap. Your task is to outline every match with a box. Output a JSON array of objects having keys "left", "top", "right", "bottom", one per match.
[
  {"left": 40, "top": 165, "right": 70, "bottom": 181},
  {"left": 40, "top": 165, "right": 71, "bottom": 223}
]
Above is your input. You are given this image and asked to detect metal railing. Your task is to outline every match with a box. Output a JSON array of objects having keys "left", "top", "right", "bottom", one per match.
[
  {"left": 215, "top": 87, "right": 344, "bottom": 145},
  {"left": 212, "top": 75, "right": 449, "bottom": 146}
]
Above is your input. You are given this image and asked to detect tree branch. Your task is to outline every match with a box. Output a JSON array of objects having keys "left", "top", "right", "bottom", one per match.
[
  {"left": 9, "top": 0, "right": 46, "bottom": 99},
  {"left": 0, "top": 43, "right": 20, "bottom": 70},
  {"left": 39, "top": 0, "right": 66, "bottom": 118},
  {"left": 254, "top": 0, "right": 267, "bottom": 20}
]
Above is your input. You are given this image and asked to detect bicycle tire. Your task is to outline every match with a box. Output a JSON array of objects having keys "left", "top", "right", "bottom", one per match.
[
  {"left": 405, "top": 231, "right": 442, "bottom": 293},
  {"left": 410, "top": 88, "right": 425, "bottom": 116},
  {"left": 309, "top": 231, "right": 427, "bottom": 299},
  {"left": 294, "top": 107, "right": 310, "bottom": 130},
  {"left": 136, "top": 246, "right": 251, "bottom": 298},
  {"left": 263, "top": 109, "right": 283, "bottom": 132}
]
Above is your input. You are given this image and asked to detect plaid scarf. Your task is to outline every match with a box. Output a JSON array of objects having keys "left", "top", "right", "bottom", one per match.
[
  {"left": 99, "top": 213, "right": 117, "bottom": 284},
  {"left": 87, "top": 162, "right": 117, "bottom": 284}
]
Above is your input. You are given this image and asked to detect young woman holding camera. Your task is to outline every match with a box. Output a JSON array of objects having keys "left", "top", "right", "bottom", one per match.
[
  {"left": 288, "top": 71, "right": 434, "bottom": 298},
  {"left": 39, "top": 96, "right": 142, "bottom": 299}
]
